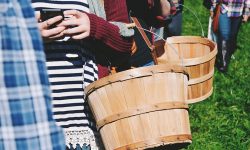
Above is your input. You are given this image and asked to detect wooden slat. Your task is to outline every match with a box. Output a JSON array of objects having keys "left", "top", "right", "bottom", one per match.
[
  {"left": 96, "top": 102, "right": 188, "bottom": 129},
  {"left": 157, "top": 36, "right": 217, "bottom": 104},
  {"left": 86, "top": 65, "right": 191, "bottom": 150}
]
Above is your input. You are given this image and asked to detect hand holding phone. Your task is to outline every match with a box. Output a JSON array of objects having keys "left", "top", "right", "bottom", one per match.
[
  {"left": 40, "top": 9, "right": 64, "bottom": 29},
  {"left": 37, "top": 9, "right": 66, "bottom": 42}
]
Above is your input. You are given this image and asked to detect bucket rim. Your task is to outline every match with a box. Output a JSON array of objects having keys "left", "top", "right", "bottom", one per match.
[
  {"left": 85, "top": 64, "right": 189, "bottom": 96},
  {"left": 163, "top": 36, "right": 217, "bottom": 65}
]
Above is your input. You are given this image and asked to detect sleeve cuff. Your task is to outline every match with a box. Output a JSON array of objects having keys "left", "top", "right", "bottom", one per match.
[
  {"left": 110, "top": 22, "right": 134, "bottom": 37},
  {"left": 86, "top": 13, "right": 98, "bottom": 38}
]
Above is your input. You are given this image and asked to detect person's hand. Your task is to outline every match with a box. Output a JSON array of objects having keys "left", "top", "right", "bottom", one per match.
[
  {"left": 160, "top": 0, "right": 171, "bottom": 18},
  {"left": 148, "top": 0, "right": 155, "bottom": 9},
  {"left": 242, "top": 15, "right": 249, "bottom": 22},
  {"left": 210, "top": 11, "right": 214, "bottom": 18},
  {"left": 35, "top": 13, "right": 65, "bottom": 42},
  {"left": 60, "top": 10, "right": 90, "bottom": 40}
]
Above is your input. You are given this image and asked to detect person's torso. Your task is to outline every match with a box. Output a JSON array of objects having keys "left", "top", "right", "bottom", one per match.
[
  {"left": 129, "top": 18, "right": 153, "bottom": 67},
  {"left": 220, "top": 0, "right": 246, "bottom": 17}
]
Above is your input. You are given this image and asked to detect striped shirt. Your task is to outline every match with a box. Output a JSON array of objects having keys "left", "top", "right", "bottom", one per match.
[
  {"left": 211, "top": 0, "right": 250, "bottom": 17},
  {"left": 0, "top": 0, "right": 65, "bottom": 150},
  {"left": 32, "top": 0, "right": 101, "bottom": 149}
]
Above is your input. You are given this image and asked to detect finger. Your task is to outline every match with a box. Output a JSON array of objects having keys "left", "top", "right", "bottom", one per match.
[
  {"left": 35, "top": 12, "right": 41, "bottom": 21},
  {"left": 63, "top": 26, "right": 85, "bottom": 35},
  {"left": 46, "top": 16, "right": 64, "bottom": 28},
  {"left": 39, "top": 16, "right": 63, "bottom": 29},
  {"left": 49, "top": 32, "right": 65, "bottom": 40},
  {"left": 43, "top": 33, "right": 65, "bottom": 43},
  {"left": 64, "top": 15, "right": 76, "bottom": 20},
  {"left": 57, "top": 16, "right": 76, "bottom": 27},
  {"left": 60, "top": 19, "right": 80, "bottom": 27},
  {"left": 38, "top": 21, "right": 48, "bottom": 30},
  {"left": 41, "top": 26, "right": 65, "bottom": 37},
  {"left": 71, "top": 32, "right": 90, "bottom": 40},
  {"left": 39, "top": 20, "right": 52, "bottom": 30},
  {"left": 64, "top": 10, "right": 81, "bottom": 18}
]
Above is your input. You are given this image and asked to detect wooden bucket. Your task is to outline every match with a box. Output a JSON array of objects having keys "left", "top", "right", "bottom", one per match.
[
  {"left": 85, "top": 65, "right": 192, "bottom": 150},
  {"left": 157, "top": 36, "right": 217, "bottom": 104}
]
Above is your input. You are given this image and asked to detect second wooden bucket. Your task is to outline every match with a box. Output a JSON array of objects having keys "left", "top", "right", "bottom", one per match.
[
  {"left": 85, "top": 65, "right": 192, "bottom": 150},
  {"left": 157, "top": 36, "right": 217, "bottom": 104}
]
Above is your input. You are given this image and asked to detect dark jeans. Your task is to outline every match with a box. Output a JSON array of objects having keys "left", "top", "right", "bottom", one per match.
[
  {"left": 218, "top": 13, "right": 242, "bottom": 51},
  {"left": 141, "top": 60, "right": 154, "bottom": 67}
]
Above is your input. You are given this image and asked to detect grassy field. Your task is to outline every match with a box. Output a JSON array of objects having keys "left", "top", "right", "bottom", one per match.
[{"left": 181, "top": 1, "right": 250, "bottom": 150}]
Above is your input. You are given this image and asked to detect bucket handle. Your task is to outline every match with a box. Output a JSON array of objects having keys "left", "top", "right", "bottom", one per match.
[
  {"left": 129, "top": 4, "right": 206, "bottom": 67},
  {"left": 134, "top": 26, "right": 185, "bottom": 67},
  {"left": 179, "top": 4, "right": 205, "bottom": 37}
]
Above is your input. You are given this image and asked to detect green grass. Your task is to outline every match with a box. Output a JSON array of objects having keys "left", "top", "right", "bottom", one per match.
[{"left": 181, "top": 1, "right": 250, "bottom": 150}]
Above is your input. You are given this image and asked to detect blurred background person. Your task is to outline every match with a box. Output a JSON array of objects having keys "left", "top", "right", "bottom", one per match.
[
  {"left": 210, "top": 0, "right": 250, "bottom": 73},
  {"left": 164, "top": 0, "right": 184, "bottom": 38},
  {"left": 0, "top": 0, "right": 65, "bottom": 149},
  {"left": 127, "top": 0, "right": 171, "bottom": 67}
]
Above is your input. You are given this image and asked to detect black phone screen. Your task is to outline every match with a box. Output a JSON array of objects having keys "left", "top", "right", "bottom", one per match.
[{"left": 40, "top": 9, "right": 64, "bottom": 28}]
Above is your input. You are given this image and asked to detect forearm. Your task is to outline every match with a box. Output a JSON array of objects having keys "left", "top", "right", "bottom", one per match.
[
  {"left": 87, "top": 0, "right": 132, "bottom": 53},
  {"left": 160, "top": 0, "right": 171, "bottom": 18},
  {"left": 87, "top": 13, "right": 132, "bottom": 53}
]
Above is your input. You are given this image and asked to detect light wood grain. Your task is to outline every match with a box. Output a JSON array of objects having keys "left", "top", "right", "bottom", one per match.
[
  {"left": 85, "top": 65, "right": 192, "bottom": 150},
  {"left": 157, "top": 36, "right": 217, "bottom": 103}
]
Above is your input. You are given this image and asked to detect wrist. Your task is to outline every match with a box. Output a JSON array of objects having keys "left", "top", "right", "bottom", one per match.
[{"left": 85, "top": 13, "right": 98, "bottom": 38}]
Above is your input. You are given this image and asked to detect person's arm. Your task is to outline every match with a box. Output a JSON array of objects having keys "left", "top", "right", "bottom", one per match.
[
  {"left": 160, "top": 0, "right": 171, "bottom": 18},
  {"left": 61, "top": 0, "right": 132, "bottom": 53},
  {"left": 210, "top": 0, "right": 219, "bottom": 17},
  {"left": 147, "top": 0, "right": 172, "bottom": 28},
  {"left": 86, "top": 13, "right": 132, "bottom": 53},
  {"left": 243, "top": 0, "right": 250, "bottom": 22},
  {"left": 168, "top": 0, "right": 177, "bottom": 15},
  {"left": 148, "top": 0, "right": 171, "bottom": 18},
  {"left": 89, "top": 0, "right": 132, "bottom": 53},
  {"left": 92, "top": 0, "right": 133, "bottom": 78}
]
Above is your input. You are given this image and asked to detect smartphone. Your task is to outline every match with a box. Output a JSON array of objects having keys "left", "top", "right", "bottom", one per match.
[{"left": 40, "top": 8, "right": 64, "bottom": 28}]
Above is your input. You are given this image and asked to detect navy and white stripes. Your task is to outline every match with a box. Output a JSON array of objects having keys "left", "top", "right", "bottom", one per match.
[
  {"left": 32, "top": 0, "right": 90, "bottom": 12},
  {"left": 31, "top": 0, "right": 101, "bottom": 149}
]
